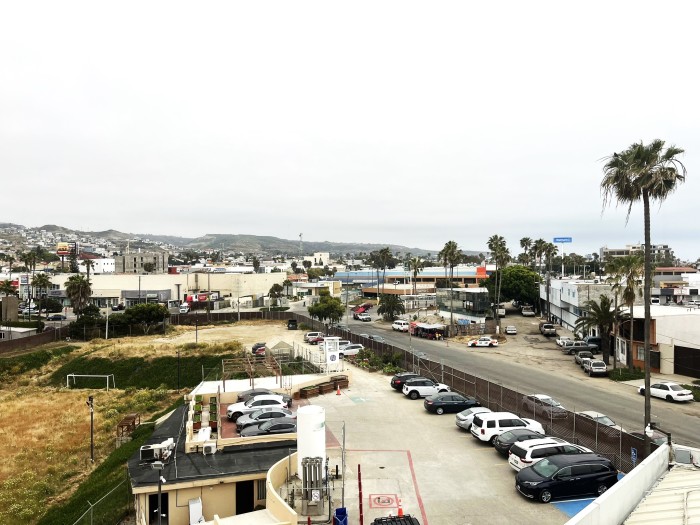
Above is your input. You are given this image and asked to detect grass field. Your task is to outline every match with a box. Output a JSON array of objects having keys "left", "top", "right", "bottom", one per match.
[{"left": 0, "top": 319, "right": 287, "bottom": 524}]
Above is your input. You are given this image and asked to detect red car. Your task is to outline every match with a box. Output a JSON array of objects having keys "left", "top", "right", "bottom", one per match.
[{"left": 308, "top": 336, "right": 325, "bottom": 345}]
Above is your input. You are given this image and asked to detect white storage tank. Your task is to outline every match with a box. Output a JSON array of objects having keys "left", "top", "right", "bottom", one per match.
[{"left": 296, "top": 404, "right": 326, "bottom": 477}]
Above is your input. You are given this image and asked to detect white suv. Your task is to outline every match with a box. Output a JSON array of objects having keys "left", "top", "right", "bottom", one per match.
[
  {"left": 470, "top": 412, "right": 545, "bottom": 444},
  {"left": 392, "top": 320, "right": 410, "bottom": 332},
  {"left": 226, "top": 395, "right": 288, "bottom": 421},
  {"left": 508, "top": 437, "right": 592, "bottom": 471},
  {"left": 402, "top": 378, "right": 450, "bottom": 399}
]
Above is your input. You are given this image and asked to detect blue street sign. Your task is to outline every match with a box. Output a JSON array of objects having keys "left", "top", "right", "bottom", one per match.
[
  {"left": 631, "top": 447, "right": 638, "bottom": 467},
  {"left": 553, "top": 237, "right": 572, "bottom": 243}
]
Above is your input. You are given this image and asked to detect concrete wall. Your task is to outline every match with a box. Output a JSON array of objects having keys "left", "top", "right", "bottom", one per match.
[
  {"left": 564, "top": 444, "right": 670, "bottom": 525},
  {"left": 266, "top": 452, "right": 298, "bottom": 524}
]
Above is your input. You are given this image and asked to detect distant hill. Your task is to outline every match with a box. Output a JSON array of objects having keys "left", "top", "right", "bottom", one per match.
[{"left": 5, "top": 223, "right": 483, "bottom": 257}]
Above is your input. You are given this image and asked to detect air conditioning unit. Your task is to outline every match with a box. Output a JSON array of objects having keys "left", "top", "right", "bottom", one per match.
[
  {"left": 140, "top": 445, "right": 162, "bottom": 461},
  {"left": 203, "top": 442, "right": 217, "bottom": 455}
]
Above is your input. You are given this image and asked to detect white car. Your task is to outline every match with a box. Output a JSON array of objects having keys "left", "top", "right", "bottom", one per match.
[
  {"left": 556, "top": 336, "right": 573, "bottom": 347},
  {"left": 455, "top": 407, "right": 492, "bottom": 431},
  {"left": 470, "top": 411, "right": 545, "bottom": 444},
  {"left": 467, "top": 336, "right": 498, "bottom": 348},
  {"left": 356, "top": 313, "right": 371, "bottom": 322},
  {"left": 402, "top": 378, "right": 450, "bottom": 399},
  {"left": 392, "top": 320, "right": 410, "bottom": 332},
  {"left": 576, "top": 411, "right": 625, "bottom": 432},
  {"left": 226, "top": 395, "right": 288, "bottom": 421},
  {"left": 504, "top": 326, "right": 517, "bottom": 335},
  {"left": 584, "top": 360, "right": 608, "bottom": 376},
  {"left": 638, "top": 382, "right": 694, "bottom": 402},
  {"left": 339, "top": 344, "right": 364, "bottom": 357},
  {"left": 508, "top": 438, "right": 592, "bottom": 471}
]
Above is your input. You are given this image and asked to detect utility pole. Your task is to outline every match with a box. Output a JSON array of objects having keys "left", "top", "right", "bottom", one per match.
[{"left": 86, "top": 396, "right": 94, "bottom": 462}]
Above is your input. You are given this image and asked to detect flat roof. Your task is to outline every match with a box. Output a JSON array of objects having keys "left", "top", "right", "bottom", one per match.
[{"left": 127, "top": 405, "right": 295, "bottom": 490}]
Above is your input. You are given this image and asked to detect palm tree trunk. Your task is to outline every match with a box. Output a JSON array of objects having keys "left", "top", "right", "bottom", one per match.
[
  {"left": 643, "top": 190, "right": 652, "bottom": 456},
  {"left": 449, "top": 265, "right": 454, "bottom": 334},
  {"left": 628, "top": 304, "right": 634, "bottom": 370}
]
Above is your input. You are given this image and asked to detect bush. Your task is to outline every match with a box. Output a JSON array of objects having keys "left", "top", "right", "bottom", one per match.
[
  {"left": 607, "top": 367, "right": 644, "bottom": 382},
  {"left": 681, "top": 384, "right": 700, "bottom": 402}
]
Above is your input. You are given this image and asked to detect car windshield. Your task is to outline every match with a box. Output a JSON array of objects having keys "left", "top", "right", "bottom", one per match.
[
  {"left": 499, "top": 431, "right": 515, "bottom": 441},
  {"left": 531, "top": 458, "right": 558, "bottom": 478},
  {"left": 244, "top": 398, "right": 264, "bottom": 407},
  {"left": 541, "top": 398, "right": 561, "bottom": 407},
  {"left": 595, "top": 415, "right": 615, "bottom": 426},
  {"left": 669, "top": 384, "right": 686, "bottom": 391}
]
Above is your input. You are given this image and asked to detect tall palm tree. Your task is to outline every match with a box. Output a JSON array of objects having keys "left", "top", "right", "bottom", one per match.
[
  {"left": 519, "top": 237, "right": 532, "bottom": 266},
  {"left": 407, "top": 256, "right": 424, "bottom": 295},
  {"left": 439, "top": 240, "right": 461, "bottom": 330},
  {"left": 487, "top": 235, "right": 508, "bottom": 328},
  {"left": 605, "top": 257, "right": 624, "bottom": 369},
  {"left": 65, "top": 274, "right": 92, "bottom": 318},
  {"left": 6, "top": 255, "right": 15, "bottom": 283},
  {"left": 616, "top": 255, "right": 644, "bottom": 370},
  {"left": 31, "top": 273, "right": 52, "bottom": 321},
  {"left": 574, "top": 295, "right": 617, "bottom": 365},
  {"left": 378, "top": 247, "right": 392, "bottom": 297},
  {"left": 81, "top": 259, "right": 95, "bottom": 285},
  {"left": 602, "top": 139, "right": 687, "bottom": 451},
  {"left": 532, "top": 239, "right": 547, "bottom": 275}
]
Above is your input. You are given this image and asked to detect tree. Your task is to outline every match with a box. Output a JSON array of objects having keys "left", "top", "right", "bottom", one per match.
[
  {"left": 307, "top": 290, "right": 345, "bottom": 324},
  {"left": 602, "top": 139, "right": 686, "bottom": 452},
  {"left": 282, "top": 279, "right": 293, "bottom": 297},
  {"left": 252, "top": 257, "right": 261, "bottom": 273},
  {"left": 291, "top": 261, "right": 299, "bottom": 274},
  {"left": 612, "top": 255, "right": 644, "bottom": 370},
  {"left": 574, "top": 295, "right": 618, "bottom": 365},
  {"left": 519, "top": 237, "right": 532, "bottom": 266},
  {"left": 483, "top": 265, "right": 540, "bottom": 309},
  {"left": 438, "top": 240, "right": 462, "bottom": 331},
  {"left": 269, "top": 283, "right": 284, "bottom": 306},
  {"left": 532, "top": 238, "right": 547, "bottom": 274},
  {"left": 143, "top": 262, "right": 155, "bottom": 273},
  {"left": 302, "top": 260, "right": 312, "bottom": 273},
  {"left": 407, "top": 257, "right": 424, "bottom": 295},
  {"left": 81, "top": 259, "right": 95, "bottom": 283},
  {"left": 487, "top": 235, "right": 509, "bottom": 328},
  {"left": 65, "top": 274, "right": 92, "bottom": 318},
  {"left": 377, "top": 294, "right": 406, "bottom": 321},
  {"left": 31, "top": 272, "right": 52, "bottom": 321},
  {"left": 124, "top": 303, "right": 170, "bottom": 335},
  {"left": 0, "top": 280, "right": 17, "bottom": 297}
]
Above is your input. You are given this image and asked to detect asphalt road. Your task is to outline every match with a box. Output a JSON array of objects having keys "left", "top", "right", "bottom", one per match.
[{"left": 344, "top": 307, "right": 700, "bottom": 447}]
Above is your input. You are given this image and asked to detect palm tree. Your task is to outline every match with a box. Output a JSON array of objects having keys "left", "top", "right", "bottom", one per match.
[
  {"left": 574, "top": 295, "right": 617, "bottom": 365},
  {"left": 378, "top": 247, "right": 392, "bottom": 297},
  {"left": 65, "top": 274, "right": 92, "bottom": 318},
  {"left": 6, "top": 255, "right": 15, "bottom": 283},
  {"left": 605, "top": 257, "right": 624, "bottom": 369},
  {"left": 407, "top": 256, "right": 424, "bottom": 295},
  {"left": 81, "top": 259, "right": 95, "bottom": 284},
  {"left": 519, "top": 237, "right": 532, "bottom": 266},
  {"left": 615, "top": 255, "right": 644, "bottom": 370},
  {"left": 439, "top": 240, "right": 462, "bottom": 331},
  {"left": 543, "top": 243, "right": 558, "bottom": 273},
  {"left": 487, "top": 235, "right": 508, "bottom": 328},
  {"left": 532, "top": 239, "right": 547, "bottom": 275},
  {"left": 602, "top": 138, "right": 687, "bottom": 450},
  {"left": 31, "top": 273, "right": 52, "bottom": 321},
  {"left": 0, "top": 280, "right": 17, "bottom": 297},
  {"left": 377, "top": 294, "right": 406, "bottom": 321}
]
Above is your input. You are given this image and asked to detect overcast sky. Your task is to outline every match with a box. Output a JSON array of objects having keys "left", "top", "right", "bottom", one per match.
[{"left": 1, "top": 1, "right": 698, "bottom": 260}]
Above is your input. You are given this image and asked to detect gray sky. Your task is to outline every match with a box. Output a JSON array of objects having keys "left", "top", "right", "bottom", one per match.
[{"left": 1, "top": 1, "right": 698, "bottom": 259}]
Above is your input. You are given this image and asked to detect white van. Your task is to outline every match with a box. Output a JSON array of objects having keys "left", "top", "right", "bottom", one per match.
[
  {"left": 392, "top": 320, "right": 410, "bottom": 332},
  {"left": 179, "top": 303, "right": 190, "bottom": 313}
]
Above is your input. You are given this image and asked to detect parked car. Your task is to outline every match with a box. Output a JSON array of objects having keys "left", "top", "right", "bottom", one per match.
[
  {"left": 455, "top": 407, "right": 492, "bottom": 431},
  {"left": 555, "top": 336, "right": 573, "bottom": 347},
  {"left": 357, "top": 313, "right": 372, "bottom": 322},
  {"left": 335, "top": 340, "right": 352, "bottom": 350},
  {"left": 402, "top": 378, "right": 450, "bottom": 400},
  {"left": 340, "top": 344, "right": 364, "bottom": 357},
  {"left": 287, "top": 319, "right": 298, "bottom": 330},
  {"left": 239, "top": 417, "right": 297, "bottom": 437},
  {"left": 390, "top": 372, "right": 422, "bottom": 391},
  {"left": 251, "top": 342, "right": 266, "bottom": 354},
  {"left": 539, "top": 323, "right": 557, "bottom": 336},
  {"left": 237, "top": 388, "right": 292, "bottom": 406},
  {"left": 629, "top": 430, "right": 668, "bottom": 446},
  {"left": 304, "top": 332, "right": 323, "bottom": 343},
  {"left": 515, "top": 453, "right": 618, "bottom": 503},
  {"left": 562, "top": 341, "right": 596, "bottom": 355},
  {"left": 21, "top": 308, "right": 38, "bottom": 315},
  {"left": 493, "top": 428, "right": 547, "bottom": 457},
  {"left": 504, "top": 326, "right": 517, "bottom": 335},
  {"left": 508, "top": 438, "right": 592, "bottom": 472},
  {"left": 392, "top": 320, "right": 410, "bottom": 332},
  {"left": 424, "top": 393, "right": 480, "bottom": 415},
  {"left": 583, "top": 336, "right": 602, "bottom": 352},
  {"left": 46, "top": 314, "right": 67, "bottom": 321},
  {"left": 638, "top": 381, "right": 694, "bottom": 402},
  {"left": 308, "top": 335, "right": 325, "bottom": 345},
  {"left": 521, "top": 305, "right": 535, "bottom": 317},
  {"left": 467, "top": 336, "right": 498, "bottom": 348},
  {"left": 226, "top": 395, "right": 289, "bottom": 421},
  {"left": 579, "top": 357, "right": 592, "bottom": 370},
  {"left": 576, "top": 411, "right": 625, "bottom": 432},
  {"left": 470, "top": 412, "right": 545, "bottom": 444},
  {"left": 583, "top": 360, "right": 608, "bottom": 376},
  {"left": 521, "top": 394, "right": 568, "bottom": 419},
  {"left": 368, "top": 335, "right": 386, "bottom": 343},
  {"left": 574, "top": 350, "right": 594, "bottom": 365},
  {"left": 235, "top": 407, "right": 295, "bottom": 432},
  {"left": 179, "top": 304, "right": 190, "bottom": 314}
]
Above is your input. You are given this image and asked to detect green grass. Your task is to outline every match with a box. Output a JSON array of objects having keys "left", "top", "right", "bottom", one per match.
[
  {"left": 607, "top": 367, "right": 645, "bottom": 382},
  {"left": 0, "top": 345, "right": 77, "bottom": 384},
  {"left": 36, "top": 399, "right": 181, "bottom": 525},
  {"left": 682, "top": 384, "right": 700, "bottom": 402},
  {"left": 47, "top": 353, "right": 239, "bottom": 389}
]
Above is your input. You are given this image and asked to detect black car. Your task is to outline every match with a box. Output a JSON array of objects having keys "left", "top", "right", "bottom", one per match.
[
  {"left": 515, "top": 453, "right": 618, "bottom": 503},
  {"left": 424, "top": 393, "right": 480, "bottom": 415},
  {"left": 287, "top": 319, "right": 298, "bottom": 330},
  {"left": 493, "top": 429, "right": 547, "bottom": 457},
  {"left": 239, "top": 417, "right": 297, "bottom": 437},
  {"left": 390, "top": 372, "right": 422, "bottom": 391},
  {"left": 46, "top": 314, "right": 67, "bottom": 321},
  {"left": 237, "top": 388, "right": 292, "bottom": 407}
]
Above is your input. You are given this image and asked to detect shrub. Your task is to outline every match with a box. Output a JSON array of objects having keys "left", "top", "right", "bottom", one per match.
[{"left": 607, "top": 367, "right": 644, "bottom": 382}]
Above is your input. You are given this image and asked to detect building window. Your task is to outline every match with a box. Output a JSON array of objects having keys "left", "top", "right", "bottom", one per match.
[
  {"left": 256, "top": 479, "right": 266, "bottom": 500},
  {"left": 636, "top": 345, "right": 645, "bottom": 361}
]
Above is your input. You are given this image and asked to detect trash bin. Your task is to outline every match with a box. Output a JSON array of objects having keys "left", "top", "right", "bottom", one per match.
[{"left": 333, "top": 507, "right": 348, "bottom": 525}]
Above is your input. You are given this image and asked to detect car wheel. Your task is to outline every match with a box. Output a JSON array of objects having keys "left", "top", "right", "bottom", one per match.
[
  {"left": 596, "top": 484, "right": 608, "bottom": 496},
  {"left": 489, "top": 343, "right": 494, "bottom": 347},
  {"left": 231, "top": 412, "right": 242, "bottom": 421},
  {"left": 409, "top": 391, "right": 419, "bottom": 400},
  {"left": 489, "top": 435, "right": 498, "bottom": 445},
  {"left": 639, "top": 388, "right": 645, "bottom": 395},
  {"left": 436, "top": 407, "right": 444, "bottom": 415},
  {"left": 539, "top": 490, "right": 552, "bottom": 503},
  {"left": 666, "top": 395, "right": 674, "bottom": 402}
]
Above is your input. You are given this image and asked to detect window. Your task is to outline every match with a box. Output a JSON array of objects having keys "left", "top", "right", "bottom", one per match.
[
  {"left": 487, "top": 421, "right": 496, "bottom": 428},
  {"left": 256, "top": 478, "right": 267, "bottom": 500},
  {"left": 636, "top": 345, "right": 645, "bottom": 361},
  {"left": 572, "top": 465, "right": 592, "bottom": 475},
  {"left": 555, "top": 467, "right": 572, "bottom": 478}
]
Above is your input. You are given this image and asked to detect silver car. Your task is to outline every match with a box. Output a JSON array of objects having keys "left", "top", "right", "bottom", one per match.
[
  {"left": 455, "top": 407, "right": 492, "bottom": 431},
  {"left": 235, "top": 407, "right": 295, "bottom": 431}
]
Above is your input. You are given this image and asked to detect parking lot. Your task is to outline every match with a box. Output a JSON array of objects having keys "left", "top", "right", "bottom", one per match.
[{"left": 311, "top": 363, "right": 572, "bottom": 525}]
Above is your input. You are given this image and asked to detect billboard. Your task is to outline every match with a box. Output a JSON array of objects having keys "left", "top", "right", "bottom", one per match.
[{"left": 56, "top": 242, "right": 77, "bottom": 256}]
